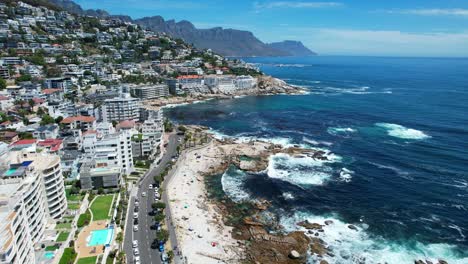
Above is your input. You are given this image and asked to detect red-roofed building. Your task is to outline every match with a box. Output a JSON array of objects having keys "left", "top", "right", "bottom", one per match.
[
  {"left": 61, "top": 115, "right": 96, "bottom": 131},
  {"left": 9, "top": 139, "right": 37, "bottom": 151},
  {"left": 42, "top": 88, "right": 63, "bottom": 101},
  {"left": 38, "top": 139, "right": 63, "bottom": 153},
  {"left": 116, "top": 120, "right": 136, "bottom": 131}
]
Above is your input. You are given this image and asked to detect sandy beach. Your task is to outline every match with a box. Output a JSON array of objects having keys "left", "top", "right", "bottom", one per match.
[{"left": 166, "top": 138, "right": 277, "bottom": 263}]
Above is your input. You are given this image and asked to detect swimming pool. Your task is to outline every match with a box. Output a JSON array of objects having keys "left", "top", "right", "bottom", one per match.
[
  {"left": 44, "top": 252, "right": 55, "bottom": 260},
  {"left": 87, "top": 227, "right": 114, "bottom": 247}
]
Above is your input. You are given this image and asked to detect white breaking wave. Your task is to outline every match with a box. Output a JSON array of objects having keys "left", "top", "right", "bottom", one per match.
[
  {"left": 221, "top": 167, "right": 251, "bottom": 202},
  {"left": 266, "top": 152, "right": 340, "bottom": 187},
  {"left": 208, "top": 129, "right": 313, "bottom": 149},
  {"left": 327, "top": 127, "right": 357, "bottom": 136},
  {"left": 280, "top": 211, "right": 468, "bottom": 264},
  {"left": 282, "top": 192, "right": 295, "bottom": 200},
  {"left": 376, "top": 123, "right": 431, "bottom": 140},
  {"left": 339, "top": 168, "right": 354, "bottom": 183},
  {"left": 303, "top": 137, "right": 333, "bottom": 147}
]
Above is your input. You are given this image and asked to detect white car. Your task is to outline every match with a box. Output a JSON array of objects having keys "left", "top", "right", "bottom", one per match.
[
  {"left": 133, "top": 225, "right": 138, "bottom": 232},
  {"left": 149, "top": 184, "right": 153, "bottom": 189},
  {"left": 133, "top": 248, "right": 139, "bottom": 256},
  {"left": 133, "top": 212, "right": 138, "bottom": 219},
  {"left": 134, "top": 256, "right": 141, "bottom": 264},
  {"left": 132, "top": 240, "right": 138, "bottom": 248},
  {"left": 142, "top": 192, "right": 146, "bottom": 197}
]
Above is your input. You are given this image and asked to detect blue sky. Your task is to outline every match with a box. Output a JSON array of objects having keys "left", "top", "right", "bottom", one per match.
[{"left": 75, "top": 0, "right": 468, "bottom": 57}]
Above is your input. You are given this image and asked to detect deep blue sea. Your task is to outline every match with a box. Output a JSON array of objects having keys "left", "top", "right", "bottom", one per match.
[{"left": 165, "top": 56, "right": 468, "bottom": 263}]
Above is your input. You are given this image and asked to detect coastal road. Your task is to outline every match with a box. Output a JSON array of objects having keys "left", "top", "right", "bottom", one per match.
[{"left": 124, "top": 133, "right": 182, "bottom": 264}]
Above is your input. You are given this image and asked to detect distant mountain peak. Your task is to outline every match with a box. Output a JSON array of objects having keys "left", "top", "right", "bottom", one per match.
[{"left": 268, "top": 41, "right": 317, "bottom": 56}]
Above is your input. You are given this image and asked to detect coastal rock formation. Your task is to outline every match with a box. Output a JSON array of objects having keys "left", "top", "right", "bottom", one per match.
[
  {"left": 297, "top": 221, "right": 324, "bottom": 231},
  {"left": 257, "top": 76, "right": 306, "bottom": 95},
  {"left": 289, "top": 250, "right": 301, "bottom": 259}
]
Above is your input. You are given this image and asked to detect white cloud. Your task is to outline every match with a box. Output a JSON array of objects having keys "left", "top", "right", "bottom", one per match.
[
  {"left": 387, "top": 8, "right": 468, "bottom": 17},
  {"left": 258, "top": 27, "right": 468, "bottom": 56},
  {"left": 254, "top": 1, "right": 343, "bottom": 9}
]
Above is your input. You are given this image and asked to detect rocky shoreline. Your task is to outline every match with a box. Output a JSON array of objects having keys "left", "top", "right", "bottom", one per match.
[
  {"left": 143, "top": 76, "right": 307, "bottom": 110},
  {"left": 185, "top": 127, "right": 333, "bottom": 264}
]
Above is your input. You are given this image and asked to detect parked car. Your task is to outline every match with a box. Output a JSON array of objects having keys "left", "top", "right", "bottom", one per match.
[
  {"left": 133, "top": 225, "right": 138, "bottom": 232},
  {"left": 161, "top": 252, "right": 169, "bottom": 262},
  {"left": 142, "top": 192, "right": 146, "bottom": 197},
  {"left": 149, "top": 184, "right": 153, "bottom": 189},
  {"left": 134, "top": 256, "right": 140, "bottom": 264},
  {"left": 151, "top": 240, "right": 159, "bottom": 249},
  {"left": 133, "top": 212, "right": 138, "bottom": 219},
  {"left": 133, "top": 248, "right": 139, "bottom": 256},
  {"left": 132, "top": 240, "right": 138, "bottom": 248}
]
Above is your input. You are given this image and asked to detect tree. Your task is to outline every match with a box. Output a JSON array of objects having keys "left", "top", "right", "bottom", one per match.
[
  {"left": 154, "top": 213, "right": 164, "bottom": 223},
  {"left": 156, "top": 229, "right": 169, "bottom": 242},
  {"left": 28, "top": 99, "right": 35, "bottom": 109},
  {"left": 40, "top": 114, "right": 55, "bottom": 125},
  {"left": 16, "top": 74, "right": 32, "bottom": 82},
  {"left": 0, "top": 78, "right": 6, "bottom": 90},
  {"left": 152, "top": 202, "right": 166, "bottom": 210},
  {"left": 55, "top": 116, "right": 63, "bottom": 123}
]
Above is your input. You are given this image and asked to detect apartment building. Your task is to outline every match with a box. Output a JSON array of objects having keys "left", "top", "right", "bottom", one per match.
[
  {"left": 101, "top": 94, "right": 141, "bottom": 123},
  {"left": 6, "top": 152, "right": 67, "bottom": 220},
  {"left": 0, "top": 161, "right": 47, "bottom": 264},
  {"left": 60, "top": 115, "right": 97, "bottom": 131},
  {"left": 130, "top": 84, "right": 169, "bottom": 100}
]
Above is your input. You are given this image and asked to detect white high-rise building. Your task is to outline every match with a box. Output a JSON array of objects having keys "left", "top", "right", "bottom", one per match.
[
  {"left": 82, "top": 128, "right": 134, "bottom": 177},
  {"left": 0, "top": 151, "right": 67, "bottom": 264},
  {"left": 101, "top": 94, "right": 141, "bottom": 123}
]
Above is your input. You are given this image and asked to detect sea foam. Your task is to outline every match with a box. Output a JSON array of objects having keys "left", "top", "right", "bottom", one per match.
[
  {"left": 266, "top": 153, "right": 339, "bottom": 187},
  {"left": 376, "top": 123, "right": 431, "bottom": 140},
  {"left": 327, "top": 127, "right": 357, "bottom": 136},
  {"left": 221, "top": 166, "right": 251, "bottom": 202},
  {"left": 280, "top": 211, "right": 468, "bottom": 264}
]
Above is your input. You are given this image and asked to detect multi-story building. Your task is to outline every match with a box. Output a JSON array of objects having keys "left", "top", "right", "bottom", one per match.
[
  {"left": 0, "top": 187, "right": 36, "bottom": 264},
  {"left": 131, "top": 84, "right": 169, "bottom": 100},
  {"left": 204, "top": 75, "right": 236, "bottom": 93},
  {"left": 234, "top": 75, "right": 257, "bottom": 90},
  {"left": 141, "top": 114, "right": 163, "bottom": 158},
  {"left": 32, "top": 124, "right": 59, "bottom": 140},
  {"left": 6, "top": 152, "right": 67, "bottom": 220},
  {"left": 0, "top": 161, "right": 47, "bottom": 264},
  {"left": 0, "top": 66, "right": 10, "bottom": 79},
  {"left": 60, "top": 115, "right": 97, "bottom": 131},
  {"left": 81, "top": 128, "right": 134, "bottom": 184},
  {"left": 101, "top": 94, "right": 141, "bottom": 123}
]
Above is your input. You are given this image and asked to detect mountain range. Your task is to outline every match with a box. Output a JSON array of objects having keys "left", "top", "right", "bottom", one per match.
[{"left": 46, "top": 0, "right": 317, "bottom": 57}]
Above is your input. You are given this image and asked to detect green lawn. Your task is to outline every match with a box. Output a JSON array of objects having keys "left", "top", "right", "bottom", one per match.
[
  {"left": 68, "top": 203, "right": 80, "bottom": 210},
  {"left": 77, "top": 210, "right": 91, "bottom": 228},
  {"left": 65, "top": 188, "right": 84, "bottom": 202},
  {"left": 90, "top": 195, "right": 114, "bottom": 221},
  {"left": 59, "top": 248, "right": 77, "bottom": 264},
  {"left": 56, "top": 222, "right": 72, "bottom": 229},
  {"left": 56, "top": 231, "right": 69, "bottom": 242},
  {"left": 76, "top": 256, "right": 97, "bottom": 264},
  {"left": 45, "top": 245, "right": 59, "bottom": 251}
]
